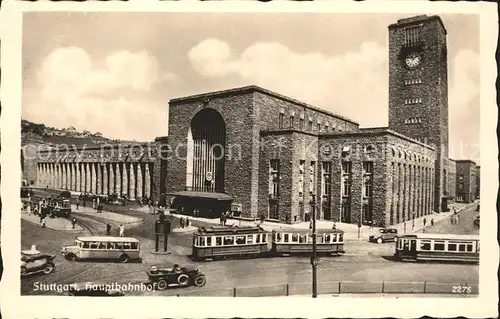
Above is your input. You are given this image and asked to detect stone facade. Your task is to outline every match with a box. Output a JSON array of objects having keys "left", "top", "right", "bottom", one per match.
[
  {"left": 448, "top": 158, "right": 457, "bottom": 199},
  {"left": 475, "top": 165, "right": 480, "bottom": 198},
  {"left": 455, "top": 160, "right": 477, "bottom": 203},
  {"left": 26, "top": 142, "right": 163, "bottom": 200},
  {"left": 388, "top": 15, "right": 449, "bottom": 212}
]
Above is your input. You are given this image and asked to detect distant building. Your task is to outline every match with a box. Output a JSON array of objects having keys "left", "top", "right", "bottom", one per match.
[
  {"left": 475, "top": 165, "right": 480, "bottom": 198},
  {"left": 455, "top": 160, "right": 477, "bottom": 203}
]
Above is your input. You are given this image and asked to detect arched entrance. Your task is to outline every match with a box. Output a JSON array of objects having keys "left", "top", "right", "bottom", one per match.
[
  {"left": 171, "top": 108, "right": 230, "bottom": 219},
  {"left": 186, "top": 108, "right": 226, "bottom": 192}
]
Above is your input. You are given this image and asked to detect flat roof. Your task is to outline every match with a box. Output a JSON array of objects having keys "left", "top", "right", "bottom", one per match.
[
  {"left": 388, "top": 15, "right": 447, "bottom": 34},
  {"left": 319, "top": 127, "right": 435, "bottom": 151},
  {"left": 169, "top": 85, "right": 359, "bottom": 125},
  {"left": 455, "top": 159, "right": 477, "bottom": 165},
  {"left": 400, "top": 233, "right": 479, "bottom": 241},
  {"left": 77, "top": 236, "right": 140, "bottom": 242}
]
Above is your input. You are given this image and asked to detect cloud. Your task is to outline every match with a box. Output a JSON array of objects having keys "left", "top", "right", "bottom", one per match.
[
  {"left": 189, "top": 39, "right": 480, "bottom": 162},
  {"left": 25, "top": 47, "right": 170, "bottom": 141},
  {"left": 188, "top": 38, "right": 388, "bottom": 128}
]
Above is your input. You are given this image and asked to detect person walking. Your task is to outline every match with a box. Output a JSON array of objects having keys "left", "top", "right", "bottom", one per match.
[
  {"left": 76, "top": 198, "right": 80, "bottom": 210},
  {"left": 180, "top": 217, "right": 185, "bottom": 229},
  {"left": 186, "top": 217, "right": 190, "bottom": 228},
  {"left": 119, "top": 224, "right": 125, "bottom": 237},
  {"left": 423, "top": 218, "right": 427, "bottom": 227},
  {"left": 106, "top": 224, "right": 111, "bottom": 235},
  {"left": 430, "top": 218, "right": 434, "bottom": 226},
  {"left": 71, "top": 218, "right": 77, "bottom": 229},
  {"left": 332, "top": 222, "right": 336, "bottom": 230},
  {"left": 41, "top": 216, "right": 46, "bottom": 228}
]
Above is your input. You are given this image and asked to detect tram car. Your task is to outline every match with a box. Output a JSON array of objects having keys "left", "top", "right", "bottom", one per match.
[
  {"left": 394, "top": 233, "right": 479, "bottom": 264},
  {"left": 192, "top": 225, "right": 269, "bottom": 261},
  {"left": 191, "top": 225, "right": 346, "bottom": 261},
  {"left": 46, "top": 198, "right": 72, "bottom": 217},
  {"left": 271, "top": 229, "right": 345, "bottom": 256}
]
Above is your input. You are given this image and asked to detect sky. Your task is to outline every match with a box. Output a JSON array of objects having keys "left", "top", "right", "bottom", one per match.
[{"left": 22, "top": 12, "right": 480, "bottom": 161}]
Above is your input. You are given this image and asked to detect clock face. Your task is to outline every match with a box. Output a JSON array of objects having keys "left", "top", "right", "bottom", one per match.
[{"left": 405, "top": 52, "right": 421, "bottom": 68}]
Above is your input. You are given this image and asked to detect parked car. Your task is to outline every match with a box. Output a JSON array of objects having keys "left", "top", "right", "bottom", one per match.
[
  {"left": 21, "top": 247, "right": 56, "bottom": 276},
  {"left": 147, "top": 264, "right": 206, "bottom": 291},
  {"left": 68, "top": 282, "right": 125, "bottom": 296},
  {"left": 369, "top": 228, "right": 398, "bottom": 244}
]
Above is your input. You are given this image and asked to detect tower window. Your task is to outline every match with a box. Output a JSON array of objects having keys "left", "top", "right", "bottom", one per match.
[
  {"left": 290, "top": 116, "right": 294, "bottom": 128},
  {"left": 278, "top": 113, "right": 284, "bottom": 129}
]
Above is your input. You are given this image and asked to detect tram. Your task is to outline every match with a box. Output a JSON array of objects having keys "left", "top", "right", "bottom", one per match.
[
  {"left": 271, "top": 229, "right": 345, "bottom": 256},
  {"left": 394, "top": 233, "right": 479, "bottom": 264},
  {"left": 192, "top": 225, "right": 269, "bottom": 261}
]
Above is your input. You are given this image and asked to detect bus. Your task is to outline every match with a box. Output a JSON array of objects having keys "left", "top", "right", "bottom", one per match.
[
  {"left": 394, "top": 233, "right": 479, "bottom": 264},
  {"left": 271, "top": 229, "right": 345, "bottom": 256},
  {"left": 61, "top": 236, "right": 141, "bottom": 263},
  {"left": 192, "top": 225, "right": 269, "bottom": 261}
]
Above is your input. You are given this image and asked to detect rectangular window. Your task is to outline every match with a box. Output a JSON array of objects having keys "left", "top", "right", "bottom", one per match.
[
  {"left": 321, "top": 162, "right": 332, "bottom": 197},
  {"left": 279, "top": 113, "right": 284, "bottom": 129},
  {"left": 458, "top": 244, "right": 466, "bottom": 252},
  {"left": 291, "top": 234, "right": 299, "bottom": 243},
  {"left": 448, "top": 243, "right": 457, "bottom": 251},
  {"left": 317, "top": 123, "right": 321, "bottom": 132},
  {"left": 342, "top": 179, "right": 351, "bottom": 197},
  {"left": 299, "top": 118, "right": 304, "bottom": 129},
  {"left": 433, "top": 241, "right": 445, "bottom": 251},
  {"left": 363, "top": 161, "right": 373, "bottom": 174},
  {"left": 223, "top": 236, "right": 234, "bottom": 245},
  {"left": 216, "top": 237, "right": 223, "bottom": 246},
  {"left": 309, "top": 162, "right": 316, "bottom": 193},
  {"left": 325, "top": 234, "right": 331, "bottom": 243},
  {"left": 342, "top": 161, "right": 352, "bottom": 174},
  {"left": 262, "top": 234, "right": 267, "bottom": 243},
  {"left": 269, "top": 160, "right": 280, "bottom": 197},
  {"left": 309, "top": 120, "right": 313, "bottom": 130},
  {"left": 235, "top": 236, "right": 246, "bottom": 245},
  {"left": 420, "top": 241, "right": 431, "bottom": 250},
  {"left": 255, "top": 234, "right": 260, "bottom": 244},
  {"left": 284, "top": 234, "right": 289, "bottom": 243},
  {"left": 290, "top": 116, "right": 294, "bottom": 128},
  {"left": 466, "top": 244, "right": 473, "bottom": 252},
  {"left": 207, "top": 237, "right": 212, "bottom": 246}
]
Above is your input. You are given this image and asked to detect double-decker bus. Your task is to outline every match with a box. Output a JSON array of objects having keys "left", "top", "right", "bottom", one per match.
[
  {"left": 271, "top": 229, "right": 345, "bottom": 256},
  {"left": 394, "top": 233, "right": 479, "bottom": 263},
  {"left": 192, "top": 226, "right": 269, "bottom": 261}
]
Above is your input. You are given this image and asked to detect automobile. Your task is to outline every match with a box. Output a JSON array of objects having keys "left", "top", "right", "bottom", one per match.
[
  {"left": 369, "top": 228, "right": 398, "bottom": 244},
  {"left": 21, "top": 246, "right": 56, "bottom": 277},
  {"left": 68, "top": 282, "right": 125, "bottom": 296},
  {"left": 146, "top": 264, "right": 206, "bottom": 291}
]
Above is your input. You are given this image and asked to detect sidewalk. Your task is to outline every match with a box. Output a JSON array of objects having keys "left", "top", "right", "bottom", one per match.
[
  {"left": 20, "top": 211, "right": 83, "bottom": 231},
  {"left": 70, "top": 204, "right": 144, "bottom": 224}
]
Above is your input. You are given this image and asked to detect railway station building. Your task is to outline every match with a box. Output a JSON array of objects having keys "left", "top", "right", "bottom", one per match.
[{"left": 25, "top": 15, "right": 478, "bottom": 226}]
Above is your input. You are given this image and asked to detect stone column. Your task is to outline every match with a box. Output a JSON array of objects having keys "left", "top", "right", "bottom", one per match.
[
  {"left": 129, "top": 163, "right": 136, "bottom": 199},
  {"left": 71, "top": 163, "right": 76, "bottom": 191},
  {"left": 137, "top": 163, "right": 143, "bottom": 199},
  {"left": 109, "top": 164, "right": 115, "bottom": 195},
  {"left": 95, "top": 163, "right": 101, "bottom": 195},
  {"left": 75, "top": 163, "right": 81, "bottom": 192},
  {"left": 123, "top": 163, "right": 129, "bottom": 197},
  {"left": 90, "top": 163, "right": 96, "bottom": 194},
  {"left": 48, "top": 164, "right": 53, "bottom": 188},
  {"left": 103, "top": 164, "right": 109, "bottom": 195},
  {"left": 60, "top": 164, "right": 65, "bottom": 189},
  {"left": 85, "top": 163, "right": 90, "bottom": 193},
  {"left": 115, "top": 163, "right": 122, "bottom": 196},
  {"left": 68, "top": 163, "right": 73, "bottom": 190},
  {"left": 144, "top": 163, "right": 151, "bottom": 198}
]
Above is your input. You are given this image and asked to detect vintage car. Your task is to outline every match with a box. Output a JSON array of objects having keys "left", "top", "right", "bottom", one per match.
[
  {"left": 68, "top": 282, "right": 125, "bottom": 296},
  {"left": 369, "top": 228, "right": 398, "bottom": 244},
  {"left": 146, "top": 264, "right": 206, "bottom": 290},
  {"left": 21, "top": 247, "right": 56, "bottom": 277}
]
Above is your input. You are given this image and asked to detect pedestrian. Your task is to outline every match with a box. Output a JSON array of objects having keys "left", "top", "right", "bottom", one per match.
[
  {"left": 332, "top": 222, "right": 336, "bottom": 230},
  {"left": 106, "top": 224, "right": 111, "bottom": 235},
  {"left": 27, "top": 204, "right": 31, "bottom": 215},
  {"left": 180, "top": 217, "right": 185, "bottom": 229},
  {"left": 220, "top": 213, "right": 224, "bottom": 225},
  {"left": 76, "top": 198, "right": 80, "bottom": 210},
  {"left": 119, "top": 224, "right": 124, "bottom": 237},
  {"left": 455, "top": 214, "right": 459, "bottom": 224},
  {"left": 309, "top": 220, "right": 313, "bottom": 230},
  {"left": 92, "top": 198, "right": 96, "bottom": 209},
  {"left": 423, "top": 218, "right": 427, "bottom": 227},
  {"left": 41, "top": 216, "right": 46, "bottom": 228},
  {"left": 450, "top": 215, "right": 454, "bottom": 224},
  {"left": 431, "top": 218, "right": 434, "bottom": 226},
  {"left": 71, "top": 218, "right": 77, "bottom": 229},
  {"left": 186, "top": 218, "right": 190, "bottom": 227}
]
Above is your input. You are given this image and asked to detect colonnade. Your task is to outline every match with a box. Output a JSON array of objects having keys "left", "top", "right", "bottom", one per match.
[{"left": 36, "top": 162, "right": 153, "bottom": 199}]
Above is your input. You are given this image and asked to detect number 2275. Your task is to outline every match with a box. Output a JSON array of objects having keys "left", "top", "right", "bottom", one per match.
[{"left": 452, "top": 286, "right": 472, "bottom": 293}]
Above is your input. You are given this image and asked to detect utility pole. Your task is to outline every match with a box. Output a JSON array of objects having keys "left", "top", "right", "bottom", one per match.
[{"left": 310, "top": 194, "right": 318, "bottom": 298}]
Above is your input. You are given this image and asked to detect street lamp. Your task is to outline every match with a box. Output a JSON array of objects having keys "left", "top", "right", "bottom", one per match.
[{"left": 310, "top": 194, "right": 318, "bottom": 298}]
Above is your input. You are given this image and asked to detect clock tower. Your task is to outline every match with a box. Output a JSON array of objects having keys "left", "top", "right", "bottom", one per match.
[{"left": 388, "top": 15, "right": 449, "bottom": 212}]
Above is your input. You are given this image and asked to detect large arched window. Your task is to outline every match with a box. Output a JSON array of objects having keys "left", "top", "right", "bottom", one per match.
[{"left": 186, "top": 108, "right": 226, "bottom": 192}]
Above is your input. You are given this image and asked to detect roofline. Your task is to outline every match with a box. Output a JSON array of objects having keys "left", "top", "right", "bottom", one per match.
[
  {"left": 388, "top": 15, "right": 447, "bottom": 35},
  {"left": 319, "top": 126, "right": 435, "bottom": 151},
  {"left": 169, "top": 85, "right": 359, "bottom": 125},
  {"left": 455, "top": 159, "right": 477, "bottom": 164},
  {"left": 260, "top": 128, "right": 319, "bottom": 138},
  {"left": 36, "top": 142, "right": 157, "bottom": 152}
]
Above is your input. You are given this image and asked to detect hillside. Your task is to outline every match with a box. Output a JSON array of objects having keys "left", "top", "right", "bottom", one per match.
[{"left": 21, "top": 119, "right": 131, "bottom": 147}]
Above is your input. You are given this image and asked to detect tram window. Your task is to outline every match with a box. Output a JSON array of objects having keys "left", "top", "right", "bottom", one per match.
[
  {"left": 115, "top": 242, "right": 123, "bottom": 249},
  {"left": 447, "top": 243, "right": 457, "bottom": 251},
  {"left": 433, "top": 242, "right": 445, "bottom": 251},
  {"left": 256, "top": 234, "right": 261, "bottom": 244},
  {"left": 200, "top": 237, "right": 206, "bottom": 246},
  {"left": 420, "top": 241, "right": 431, "bottom": 250},
  {"left": 107, "top": 242, "right": 115, "bottom": 249},
  {"left": 131, "top": 242, "right": 138, "bottom": 250},
  {"left": 90, "top": 242, "right": 99, "bottom": 249},
  {"left": 325, "top": 234, "right": 331, "bottom": 243},
  {"left": 292, "top": 234, "right": 299, "bottom": 243},
  {"left": 216, "top": 237, "right": 223, "bottom": 246},
  {"left": 284, "top": 234, "right": 289, "bottom": 243},
  {"left": 276, "top": 233, "right": 282, "bottom": 242},
  {"left": 466, "top": 244, "right": 473, "bottom": 252},
  {"left": 338, "top": 234, "right": 343, "bottom": 242},
  {"left": 262, "top": 234, "right": 267, "bottom": 243},
  {"left": 207, "top": 237, "right": 212, "bottom": 246},
  {"left": 307, "top": 235, "right": 313, "bottom": 244},
  {"left": 236, "top": 236, "right": 246, "bottom": 245},
  {"left": 82, "top": 242, "right": 90, "bottom": 249},
  {"left": 246, "top": 235, "right": 253, "bottom": 244},
  {"left": 98, "top": 242, "right": 106, "bottom": 250},
  {"left": 317, "top": 235, "right": 324, "bottom": 244},
  {"left": 123, "top": 243, "right": 131, "bottom": 250},
  {"left": 224, "top": 236, "right": 234, "bottom": 245},
  {"left": 458, "top": 244, "right": 466, "bottom": 252}
]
